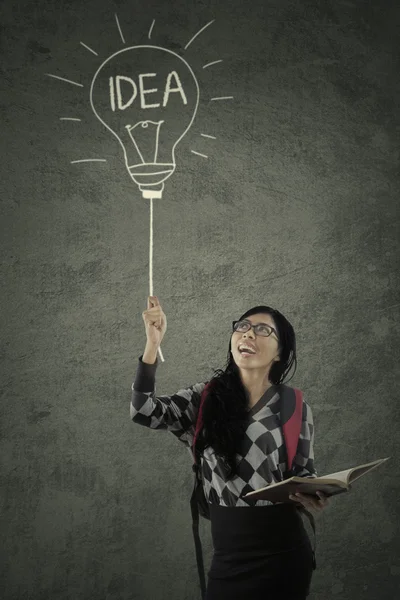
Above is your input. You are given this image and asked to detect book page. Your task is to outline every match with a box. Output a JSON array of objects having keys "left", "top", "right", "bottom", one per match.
[
  {"left": 321, "top": 468, "right": 353, "bottom": 484},
  {"left": 317, "top": 457, "right": 390, "bottom": 485},
  {"left": 348, "top": 457, "right": 390, "bottom": 483}
]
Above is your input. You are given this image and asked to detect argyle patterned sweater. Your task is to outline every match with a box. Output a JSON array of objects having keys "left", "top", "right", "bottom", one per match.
[{"left": 130, "top": 355, "right": 318, "bottom": 508}]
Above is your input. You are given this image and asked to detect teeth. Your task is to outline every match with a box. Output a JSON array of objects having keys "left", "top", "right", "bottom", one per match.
[{"left": 239, "top": 346, "right": 255, "bottom": 353}]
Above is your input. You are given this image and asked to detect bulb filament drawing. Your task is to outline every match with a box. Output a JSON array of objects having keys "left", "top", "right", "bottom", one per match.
[{"left": 125, "top": 120, "right": 173, "bottom": 199}]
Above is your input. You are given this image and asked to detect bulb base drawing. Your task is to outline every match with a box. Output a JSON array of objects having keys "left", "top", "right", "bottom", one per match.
[
  {"left": 127, "top": 162, "right": 175, "bottom": 198},
  {"left": 140, "top": 183, "right": 164, "bottom": 199}
]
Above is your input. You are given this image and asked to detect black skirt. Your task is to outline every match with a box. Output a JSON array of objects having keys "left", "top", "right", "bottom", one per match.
[{"left": 205, "top": 503, "right": 314, "bottom": 600}]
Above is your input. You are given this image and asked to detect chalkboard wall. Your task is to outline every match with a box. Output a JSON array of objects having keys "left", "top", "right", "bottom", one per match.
[{"left": 1, "top": 0, "right": 399, "bottom": 598}]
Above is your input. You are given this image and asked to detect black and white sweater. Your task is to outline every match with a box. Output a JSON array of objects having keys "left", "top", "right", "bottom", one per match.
[{"left": 131, "top": 355, "right": 317, "bottom": 508}]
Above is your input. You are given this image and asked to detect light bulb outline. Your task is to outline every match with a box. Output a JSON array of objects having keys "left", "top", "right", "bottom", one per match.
[{"left": 89, "top": 44, "right": 200, "bottom": 196}]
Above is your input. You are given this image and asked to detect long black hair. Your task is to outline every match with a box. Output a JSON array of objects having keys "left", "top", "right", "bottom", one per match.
[{"left": 195, "top": 305, "right": 297, "bottom": 480}]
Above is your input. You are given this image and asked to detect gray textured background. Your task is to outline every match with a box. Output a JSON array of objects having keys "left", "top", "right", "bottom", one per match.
[{"left": 1, "top": 0, "right": 400, "bottom": 598}]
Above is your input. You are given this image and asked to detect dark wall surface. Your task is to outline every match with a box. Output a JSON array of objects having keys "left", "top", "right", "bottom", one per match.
[{"left": 1, "top": 0, "right": 399, "bottom": 598}]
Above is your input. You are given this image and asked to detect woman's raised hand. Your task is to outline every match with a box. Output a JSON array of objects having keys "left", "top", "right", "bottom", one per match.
[{"left": 142, "top": 296, "right": 167, "bottom": 349}]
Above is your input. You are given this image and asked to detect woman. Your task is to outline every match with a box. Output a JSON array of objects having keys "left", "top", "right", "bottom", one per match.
[{"left": 131, "top": 296, "right": 329, "bottom": 600}]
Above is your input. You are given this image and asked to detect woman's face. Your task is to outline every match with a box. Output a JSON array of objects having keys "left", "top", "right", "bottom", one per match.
[{"left": 231, "top": 312, "right": 280, "bottom": 370}]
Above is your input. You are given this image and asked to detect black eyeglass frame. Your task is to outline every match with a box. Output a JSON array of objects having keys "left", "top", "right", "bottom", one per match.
[{"left": 232, "top": 319, "right": 279, "bottom": 341}]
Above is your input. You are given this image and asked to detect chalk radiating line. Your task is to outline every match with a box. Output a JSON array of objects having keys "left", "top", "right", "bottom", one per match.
[
  {"left": 60, "top": 118, "right": 82, "bottom": 121},
  {"left": 71, "top": 159, "right": 107, "bottom": 163},
  {"left": 210, "top": 96, "right": 234, "bottom": 101},
  {"left": 201, "top": 134, "right": 216, "bottom": 139},
  {"left": 191, "top": 150, "right": 208, "bottom": 158},
  {"left": 148, "top": 19, "right": 155, "bottom": 39},
  {"left": 203, "top": 59, "right": 223, "bottom": 69},
  {"left": 115, "top": 13, "right": 125, "bottom": 44},
  {"left": 80, "top": 41, "right": 98, "bottom": 56},
  {"left": 184, "top": 19, "right": 215, "bottom": 50},
  {"left": 45, "top": 73, "right": 83, "bottom": 87}
]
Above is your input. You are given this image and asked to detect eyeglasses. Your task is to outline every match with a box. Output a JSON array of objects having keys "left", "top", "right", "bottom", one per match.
[{"left": 232, "top": 319, "right": 279, "bottom": 340}]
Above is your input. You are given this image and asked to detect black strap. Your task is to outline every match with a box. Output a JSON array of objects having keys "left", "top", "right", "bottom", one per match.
[
  {"left": 190, "top": 482, "right": 207, "bottom": 600},
  {"left": 298, "top": 506, "right": 317, "bottom": 569}
]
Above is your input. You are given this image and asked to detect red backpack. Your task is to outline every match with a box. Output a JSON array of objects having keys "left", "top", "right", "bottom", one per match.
[{"left": 189, "top": 381, "right": 316, "bottom": 599}]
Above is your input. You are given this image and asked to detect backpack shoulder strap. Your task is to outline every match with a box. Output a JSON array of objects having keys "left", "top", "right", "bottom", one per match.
[
  {"left": 192, "top": 381, "right": 212, "bottom": 464},
  {"left": 279, "top": 384, "right": 303, "bottom": 472}
]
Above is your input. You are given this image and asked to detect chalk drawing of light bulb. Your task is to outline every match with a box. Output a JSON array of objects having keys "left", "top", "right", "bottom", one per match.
[
  {"left": 90, "top": 46, "right": 199, "bottom": 200},
  {"left": 45, "top": 17, "right": 234, "bottom": 364}
]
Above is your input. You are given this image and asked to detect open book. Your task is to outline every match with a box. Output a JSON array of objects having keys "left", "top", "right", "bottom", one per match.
[{"left": 243, "top": 457, "right": 390, "bottom": 503}]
